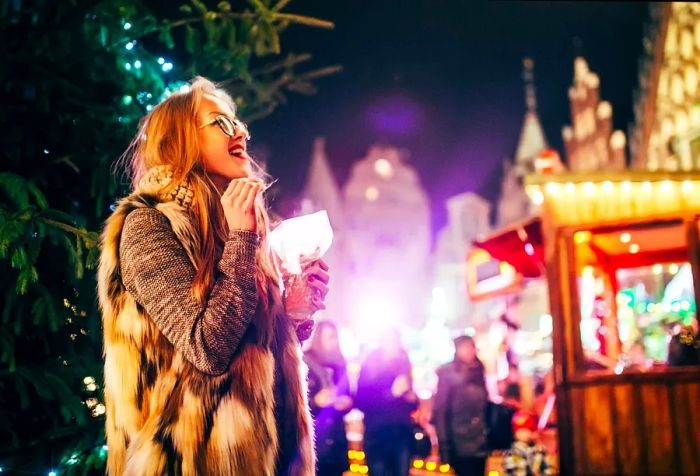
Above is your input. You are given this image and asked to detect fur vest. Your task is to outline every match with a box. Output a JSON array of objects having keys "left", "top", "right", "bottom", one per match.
[{"left": 97, "top": 171, "right": 315, "bottom": 475}]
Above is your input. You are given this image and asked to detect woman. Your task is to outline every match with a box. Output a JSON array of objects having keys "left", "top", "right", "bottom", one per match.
[
  {"left": 432, "top": 335, "right": 489, "bottom": 476},
  {"left": 303, "top": 321, "right": 352, "bottom": 476},
  {"left": 97, "top": 77, "right": 329, "bottom": 475},
  {"left": 355, "top": 329, "right": 418, "bottom": 476}
]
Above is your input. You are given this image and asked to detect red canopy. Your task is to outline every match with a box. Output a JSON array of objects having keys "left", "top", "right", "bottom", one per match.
[{"left": 473, "top": 216, "right": 544, "bottom": 278}]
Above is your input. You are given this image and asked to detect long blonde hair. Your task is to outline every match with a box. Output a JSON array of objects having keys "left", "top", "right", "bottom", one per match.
[{"left": 118, "top": 77, "right": 281, "bottom": 315}]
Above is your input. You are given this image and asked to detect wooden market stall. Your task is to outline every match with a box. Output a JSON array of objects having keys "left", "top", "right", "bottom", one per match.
[
  {"left": 526, "top": 171, "right": 700, "bottom": 475},
  {"left": 469, "top": 171, "right": 700, "bottom": 475}
]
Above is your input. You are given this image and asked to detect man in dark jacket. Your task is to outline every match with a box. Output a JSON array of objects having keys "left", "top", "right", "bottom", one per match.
[{"left": 432, "top": 335, "right": 489, "bottom": 476}]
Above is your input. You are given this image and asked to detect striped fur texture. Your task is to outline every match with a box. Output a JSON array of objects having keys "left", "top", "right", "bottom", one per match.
[{"left": 97, "top": 193, "right": 315, "bottom": 475}]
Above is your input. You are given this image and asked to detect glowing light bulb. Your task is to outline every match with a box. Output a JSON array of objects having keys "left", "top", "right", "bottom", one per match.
[
  {"left": 629, "top": 244, "right": 640, "bottom": 254},
  {"left": 124, "top": 62, "right": 132, "bottom": 70},
  {"left": 531, "top": 189, "right": 544, "bottom": 205},
  {"left": 669, "top": 263, "right": 679, "bottom": 275},
  {"left": 163, "top": 62, "right": 174, "bottom": 72},
  {"left": 620, "top": 232, "right": 631, "bottom": 243},
  {"left": 365, "top": 186, "right": 379, "bottom": 202},
  {"left": 133, "top": 60, "right": 142, "bottom": 69},
  {"left": 602, "top": 181, "right": 613, "bottom": 192},
  {"left": 574, "top": 231, "right": 591, "bottom": 244},
  {"left": 545, "top": 182, "right": 560, "bottom": 194},
  {"left": 565, "top": 182, "right": 575, "bottom": 193},
  {"left": 123, "top": 22, "right": 132, "bottom": 30},
  {"left": 158, "top": 57, "right": 165, "bottom": 65},
  {"left": 125, "top": 41, "right": 135, "bottom": 50},
  {"left": 652, "top": 264, "right": 663, "bottom": 275}
]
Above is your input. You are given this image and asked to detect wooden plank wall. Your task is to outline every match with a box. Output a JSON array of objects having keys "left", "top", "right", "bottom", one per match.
[{"left": 567, "top": 379, "right": 700, "bottom": 475}]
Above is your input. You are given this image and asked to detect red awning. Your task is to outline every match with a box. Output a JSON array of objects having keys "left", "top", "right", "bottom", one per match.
[{"left": 473, "top": 216, "right": 544, "bottom": 278}]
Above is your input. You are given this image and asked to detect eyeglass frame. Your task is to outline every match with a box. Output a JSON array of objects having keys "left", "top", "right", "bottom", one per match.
[{"left": 199, "top": 114, "right": 250, "bottom": 140}]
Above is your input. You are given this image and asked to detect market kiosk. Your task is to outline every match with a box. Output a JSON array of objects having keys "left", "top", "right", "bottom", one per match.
[{"left": 470, "top": 171, "right": 700, "bottom": 475}]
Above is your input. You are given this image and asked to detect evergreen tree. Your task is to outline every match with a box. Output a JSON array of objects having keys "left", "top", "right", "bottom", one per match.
[{"left": 0, "top": 1, "right": 337, "bottom": 473}]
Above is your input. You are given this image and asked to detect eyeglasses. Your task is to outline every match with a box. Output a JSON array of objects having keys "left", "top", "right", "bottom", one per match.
[{"left": 199, "top": 114, "right": 249, "bottom": 140}]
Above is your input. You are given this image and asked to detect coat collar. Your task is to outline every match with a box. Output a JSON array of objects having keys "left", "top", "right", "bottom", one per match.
[{"left": 136, "top": 165, "right": 195, "bottom": 210}]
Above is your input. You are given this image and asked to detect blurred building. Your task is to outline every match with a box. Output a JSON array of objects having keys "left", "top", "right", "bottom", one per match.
[
  {"left": 562, "top": 57, "right": 627, "bottom": 172},
  {"left": 300, "top": 141, "right": 431, "bottom": 333},
  {"left": 433, "top": 193, "right": 492, "bottom": 326},
  {"left": 630, "top": 2, "right": 700, "bottom": 171}
]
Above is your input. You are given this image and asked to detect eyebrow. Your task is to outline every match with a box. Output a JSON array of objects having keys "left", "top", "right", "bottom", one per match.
[{"left": 207, "top": 110, "right": 232, "bottom": 118}]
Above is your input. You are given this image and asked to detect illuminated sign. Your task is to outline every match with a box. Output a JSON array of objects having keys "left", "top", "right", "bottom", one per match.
[{"left": 467, "top": 248, "right": 523, "bottom": 301}]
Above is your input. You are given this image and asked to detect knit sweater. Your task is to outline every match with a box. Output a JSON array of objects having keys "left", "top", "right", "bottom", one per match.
[{"left": 119, "top": 207, "right": 260, "bottom": 375}]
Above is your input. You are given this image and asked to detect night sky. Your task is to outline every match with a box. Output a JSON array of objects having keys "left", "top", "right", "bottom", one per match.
[{"left": 253, "top": 1, "right": 650, "bottom": 237}]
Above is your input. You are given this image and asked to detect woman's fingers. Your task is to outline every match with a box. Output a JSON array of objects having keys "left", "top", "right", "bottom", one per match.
[
  {"left": 234, "top": 182, "right": 254, "bottom": 206},
  {"left": 222, "top": 178, "right": 244, "bottom": 200},
  {"left": 241, "top": 183, "right": 261, "bottom": 211},
  {"left": 315, "top": 258, "right": 329, "bottom": 272},
  {"left": 311, "top": 297, "right": 326, "bottom": 311},
  {"left": 308, "top": 279, "right": 329, "bottom": 299},
  {"left": 305, "top": 264, "right": 330, "bottom": 285}
]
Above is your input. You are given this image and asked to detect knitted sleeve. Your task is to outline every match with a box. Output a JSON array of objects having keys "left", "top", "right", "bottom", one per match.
[{"left": 119, "top": 207, "right": 260, "bottom": 376}]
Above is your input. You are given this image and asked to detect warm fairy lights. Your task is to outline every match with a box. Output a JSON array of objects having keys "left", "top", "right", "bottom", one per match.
[
  {"left": 526, "top": 176, "right": 700, "bottom": 226},
  {"left": 620, "top": 232, "right": 631, "bottom": 243},
  {"left": 574, "top": 231, "right": 591, "bottom": 244}
]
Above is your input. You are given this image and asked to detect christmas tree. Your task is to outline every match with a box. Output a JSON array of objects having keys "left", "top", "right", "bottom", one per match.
[{"left": 0, "top": 1, "right": 337, "bottom": 473}]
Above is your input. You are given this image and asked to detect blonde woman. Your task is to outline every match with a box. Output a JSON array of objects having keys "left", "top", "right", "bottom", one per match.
[{"left": 97, "top": 77, "right": 329, "bottom": 475}]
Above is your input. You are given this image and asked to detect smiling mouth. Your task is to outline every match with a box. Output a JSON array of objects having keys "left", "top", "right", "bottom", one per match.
[{"left": 229, "top": 148, "right": 247, "bottom": 159}]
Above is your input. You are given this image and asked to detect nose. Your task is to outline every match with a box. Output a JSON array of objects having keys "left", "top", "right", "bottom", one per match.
[{"left": 229, "top": 129, "right": 248, "bottom": 149}]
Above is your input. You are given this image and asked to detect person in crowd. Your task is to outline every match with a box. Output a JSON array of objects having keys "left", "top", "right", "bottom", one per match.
[
  {"left": 499, "top": 362, "right": 522, "bottom": 410},
  {"left": 304, "top": 321, "right": 353, "bottom": 475},
  {"left": 356, "top": 329, "right": 418, "bottom": 476},
  {"left": 502, "top": 410, "right": 553, "bottom": 476},
  {"left": 432, "top": 335, "right": 489, "bottom": 476},
  {"left": 98, "top": 76, "right": 330, "bottom": 475},
  {"left": 667, "top": 322, "right": 700, "bottom": 367}
]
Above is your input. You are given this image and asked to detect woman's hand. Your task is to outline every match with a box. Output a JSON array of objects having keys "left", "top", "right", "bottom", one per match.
[
  {"left": 221, "top": 178, "right": 262, "bottom": 232},
  {"left": 283, "top": 258, "right": 330, "bottom": 320},
  {"left": 303, "top": 258, "right": 330, "bottom": 312}
]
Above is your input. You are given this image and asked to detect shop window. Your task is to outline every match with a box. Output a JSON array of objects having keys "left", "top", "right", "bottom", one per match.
[{"left": 574, "top": 221, "right": 699, "bottom": 372}]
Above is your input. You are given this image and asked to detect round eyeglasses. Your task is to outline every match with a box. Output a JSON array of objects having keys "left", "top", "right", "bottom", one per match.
[{"left": 199, "top": 114, "right": 249, "bottom": 140}]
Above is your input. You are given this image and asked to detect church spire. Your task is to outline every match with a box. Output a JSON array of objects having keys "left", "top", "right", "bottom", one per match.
[
  {"left": 523, "top": 57, "right": 537, "bottom": 112},
  {"left": 300, "top": 137, "right": 343, "bottom": 225},
  {"left": 514, "top": 57, "right": 548, "bottom": 166}
]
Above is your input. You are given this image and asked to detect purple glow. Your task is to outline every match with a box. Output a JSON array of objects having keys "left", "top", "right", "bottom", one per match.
[{"left": 366, "top": 96, "right": 424, "bottom": 135}]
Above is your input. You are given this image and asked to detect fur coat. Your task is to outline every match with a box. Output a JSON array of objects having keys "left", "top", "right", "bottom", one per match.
[{"left": 97, "top": 171, "right": 315, "bottom": 475}]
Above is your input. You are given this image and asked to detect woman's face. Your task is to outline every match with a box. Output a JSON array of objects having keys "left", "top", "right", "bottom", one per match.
[{"left": 197, "top": 94, "right": 251, "bottom": 181}]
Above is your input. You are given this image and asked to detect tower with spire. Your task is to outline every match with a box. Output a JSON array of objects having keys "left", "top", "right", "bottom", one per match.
[
  {"left": 562, "top": 57, "right": 627, "bottom": 172},
  {"left": 496, "top": 57, "right": 549, "bottom": 227}
]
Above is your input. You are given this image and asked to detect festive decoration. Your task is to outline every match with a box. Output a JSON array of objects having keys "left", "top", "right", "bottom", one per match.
[{"left": 1, "top": 0, "right": 335, "bottom": 472}]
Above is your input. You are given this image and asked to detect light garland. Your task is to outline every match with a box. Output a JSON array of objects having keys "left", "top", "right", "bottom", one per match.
[{"left": 526, "top": 174, "right": 700, "bottom": 226}]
